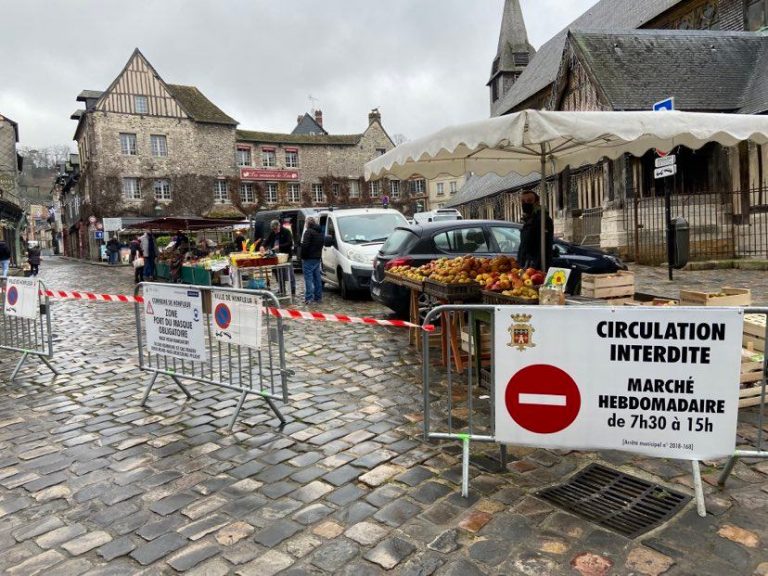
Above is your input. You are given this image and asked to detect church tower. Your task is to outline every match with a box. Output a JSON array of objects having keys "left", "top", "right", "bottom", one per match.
[{"left": 488, "top": 0, "right": 535, "bottom": 116}]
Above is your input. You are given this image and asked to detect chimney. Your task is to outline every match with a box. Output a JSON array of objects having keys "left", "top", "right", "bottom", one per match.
[
  {"left": 368, "top": 108, "right": 381, "bottom": 125},
  {"left": 297, "top": 115, "right": 303, "bottom": 125},
  {"left": 314, "top": 110, "right": 323, "bottom": 127}
]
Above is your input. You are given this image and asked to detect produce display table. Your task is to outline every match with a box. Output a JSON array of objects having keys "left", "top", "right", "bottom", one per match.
[{"left": 232, "top": 262, "right": 293, "bottom": 303}]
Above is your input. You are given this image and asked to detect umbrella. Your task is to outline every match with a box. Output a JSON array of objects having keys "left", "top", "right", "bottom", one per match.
[{"left": 365, "top": 109, "right": 768, "bottom": 270}]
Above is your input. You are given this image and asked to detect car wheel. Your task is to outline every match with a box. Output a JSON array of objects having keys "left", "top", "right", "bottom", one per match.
[{"left": 337, "top": 268, "right": 349, "bottom": 299}]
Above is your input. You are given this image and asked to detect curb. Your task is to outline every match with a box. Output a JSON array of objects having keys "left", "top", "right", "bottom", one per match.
[{"left": 58, "top": 256, "right": 131, "bottom": 268}]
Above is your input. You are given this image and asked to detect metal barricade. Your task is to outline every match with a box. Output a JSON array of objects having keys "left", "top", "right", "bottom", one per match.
[
  {"left": 134, "top": 283, "right": 293, "bottom": 432},
  {"left": 719, "top": 307, "right": 768, "bottom": 486},
  {"left": 422, "top": 304, "right": 502, "bottom": 496},
  {"left": 0, "top": 277, "right": 59, "bottom": 380}
]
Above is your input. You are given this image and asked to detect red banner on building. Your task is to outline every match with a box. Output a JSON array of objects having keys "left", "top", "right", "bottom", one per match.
[{"left": 240, "top": 168, "right": 299, "bottom": 181}]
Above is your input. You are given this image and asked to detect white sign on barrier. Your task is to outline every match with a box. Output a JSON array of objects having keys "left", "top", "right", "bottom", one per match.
[
  {"left": 144, "top": 284, "right": 206, "bottom": 362},
  {"left": 494, "top": 306, "right": 742, "bottom": 460},
  {"left": 4, "top": 277, "right": 40, "bottom": 319},
  {"left": 210, "top": 291, "right": 262, "bottom": 350}
]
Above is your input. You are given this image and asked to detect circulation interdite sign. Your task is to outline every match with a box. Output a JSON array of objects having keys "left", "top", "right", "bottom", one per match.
[
  {"left": 144, "top": 284, "right": 206, "bottom": 362},
  {"left": 494, "top": 306, "right": 743, "bottom": 460},
  {"left": 210, "top": 290, "right": 262, "bottom": 350},
  {"left": 3, "top": 277, "right": 40, "bottom": 320}
]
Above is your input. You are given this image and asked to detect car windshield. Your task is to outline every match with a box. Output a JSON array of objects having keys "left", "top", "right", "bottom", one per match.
[
  {"left": 337, "top": 213, "right": 408, "bottom": 244},
  {"left": 380, "top": 228, "right": 418, "bottom": 255}
]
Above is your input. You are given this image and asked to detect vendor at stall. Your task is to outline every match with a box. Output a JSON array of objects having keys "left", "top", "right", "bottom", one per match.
[{"left": 262, "top": 219, "right": 296, "bottom": 296}]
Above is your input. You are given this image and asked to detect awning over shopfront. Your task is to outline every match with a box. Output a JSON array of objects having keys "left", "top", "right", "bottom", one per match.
[{"left": 128, "top": 216, "right": 249, "bottom": 231}]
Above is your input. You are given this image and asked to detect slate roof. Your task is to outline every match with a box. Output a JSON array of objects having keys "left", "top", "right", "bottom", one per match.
[
  {"left": 166, "top": 84, "right": 237, "bottom": 126},
  {"left": 76, "top": 90, "right": 104, "bottom": 101},
  {"left": 740, "top": 37, "right": 768, "bottom": 114},
  {"left": 571, "top": 30, "right": 768, "bottom": 112},
  {"left": 292, "top": 113, "right": 328, "bottom": 135},
  {"left": 495, "top": 0, "right": 679, "bottom": 114},
  {"left": 447, "top": 171, "right": 540, "bottom": 208},
  {"left": 491, "top": 0, "right": 535, "bottom": 78},
  {"left": 70, "top": 110, "right": 85, "bottom": 120},
  {"left": 0, "top": 114, "right": 19, "bottom": 142},
  {"left": 236, "top": 130, "right": 361, "bottom": 146}
]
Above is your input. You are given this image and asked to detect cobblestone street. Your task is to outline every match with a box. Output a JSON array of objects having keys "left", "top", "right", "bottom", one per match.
[{"left": 1, "top": 256, "right": 767, "bottom": 575}]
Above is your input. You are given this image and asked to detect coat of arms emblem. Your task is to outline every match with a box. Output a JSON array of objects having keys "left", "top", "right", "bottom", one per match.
[{"left": 508, "top": 313, "right": 535, "bottom": 351}]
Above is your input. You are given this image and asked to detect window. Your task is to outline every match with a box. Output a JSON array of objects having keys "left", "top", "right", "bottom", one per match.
[
  {"left": 266, "top": 182, "right": 278, "bottom": 204},
  {"left": 436, "top": 183, "right": 445, "bottom": 196},
  {"left": 348, "top": 180, "right": 360, "bottom": 198},
  {"left": 490, "top": 226, "right": 521, "bottom": 255},
  {"left": 370, "top": 181, "right": 381, "bottom": 198},
  {"left": 150, "top": 135, "right": 167, "bottom": 157},
  {"left": 389, "top": 180, "right": 400, "bottom": 199},
  {"left": 450, "top": 181, "right": 458, "bottom": 195},
  {"left": 153, "top": 179, "right": 171, "bottom": 201},
  {"left": 213, "top": 180, "right": 229, "bottom": 204},
  {"left": 433, "top": 227, "right": 489, "bottom": 254},
  {"left": 135, "top": 95, "right": 148, "bottom": 114},
  {"left": 122, "top": 177, "right": 141, "bottom": 200},
  {"left": 285, "top": 150, "right": 299, "bottom": 168},
  {"left": 262, "top": 149, "right": 276, "bottom": 167},
  {"left": 332, "top": 183, "right": 340, "bottom": 198},
  {"left": 236, "top": 147, "right": 251, "bottom": 167},
  {"left": 746, "top": 0, "right": 768, "bottom": 30},
  {"left": 240, "top": 183, "right": 255, "bottom": 204},
  {"left": 120, "top": 133, "right": 137, "bottom": 155},
  {"left": 288, "top": 183, "right": 301, "bottom": 203},
  {"left": 410, "top": 179, "right": 425, "bottom": 195},
  {"left": 312, "top": 183, "right": 324, "bottom": 203},
  {"left": 376, "top": 148, "right": 386, "bottom": 156}
]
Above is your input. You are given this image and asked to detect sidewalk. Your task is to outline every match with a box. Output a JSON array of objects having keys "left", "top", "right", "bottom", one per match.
[{"left": 631, "top": 264, "right": 768, "bottom": 306}]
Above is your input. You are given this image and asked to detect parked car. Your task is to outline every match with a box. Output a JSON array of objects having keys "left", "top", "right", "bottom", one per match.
[
  {"left": 412, "top": 208, "right": 463, "bottom": 224},
  {"left": 318, "top": 207, "right": 409, "bottom": 298},
  {"left": 371, "top": 219, "right": 627, "bottom": 317}
]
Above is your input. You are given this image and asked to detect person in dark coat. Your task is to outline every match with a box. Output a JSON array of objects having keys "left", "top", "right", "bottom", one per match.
[
  {"left": 517, "top": 190, "right": 554, "bottom": 271},
  {"left": 263, "top": 219, "right": 296, "bottom": 295},
  {"left": 0, "top": 239, "right": 11, "bottom": 277},
  {"left": 106, "top": 236, "right": 120, "bottom": 265},
  {"left": 129, "top": 236, "right": 144, "bottom": 283},
  {"left": 300, "top": 217, "right": 324, "bottom": 304},
  {"left": 27, "top": 243, "right": 42, "bottom": 276}
]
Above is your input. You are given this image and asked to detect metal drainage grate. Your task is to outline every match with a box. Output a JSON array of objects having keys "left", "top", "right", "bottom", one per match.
[{"left": 537, "top": 463, "right": 691, "bottom": 539}]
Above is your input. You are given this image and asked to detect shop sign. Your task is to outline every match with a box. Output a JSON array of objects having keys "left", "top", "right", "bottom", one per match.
[
  {"left": 240, "top": 168, "right": 299, "bottom": 181},
  {"left": 210, "top": 290, "right": 262, "bottom": 350},
  {"left": 3, "top": 277, "right": 39, "bottom": 319},
  {"left": 103, "top": 218, "right": 122, "bottom": 232},
  {"left": 494, "top": 306, "right": 742, "bottom": 460},
  {"left": 144, "top": 284, "right": 206, "bottom": 363}
]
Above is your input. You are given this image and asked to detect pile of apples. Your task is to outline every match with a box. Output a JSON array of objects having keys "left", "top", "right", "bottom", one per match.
[{"left": 388, "top": 265, "right": 428, "bottom": 283}]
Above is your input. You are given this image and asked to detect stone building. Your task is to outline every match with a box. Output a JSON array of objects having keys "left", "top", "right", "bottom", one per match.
[
  {"left": 233, "top": 108, "right": 421, "bottom": 214},
  {"left": 426, "top": 174, "right": 466, "bottom": 211},
  {"left": 0, "top": 113, "right": 24, "bottom": 264},
  {"left": 451, "top": 0, "right": 768, "bottom": 263}
]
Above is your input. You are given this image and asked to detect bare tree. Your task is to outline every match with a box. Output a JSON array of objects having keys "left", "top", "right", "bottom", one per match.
[{"left": 392, "top": 133, "right": 408, "bottom": 146}]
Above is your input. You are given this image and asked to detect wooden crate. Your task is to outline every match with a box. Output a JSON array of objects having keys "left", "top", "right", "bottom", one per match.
[
  {"left": 739, "top": 348, "right": 767, "bottom": 408},
  {"left": 580, "top": 271, "right": 635, "bottom": 299},
  {"left": 460, "top": 324, "right": 491, "bottom": 355},
  {"left": 679, "top": 287, "right": 751, "bottom": 307},
  {"left": 743, "top": 314, "right": 766, "bottom": 353}
]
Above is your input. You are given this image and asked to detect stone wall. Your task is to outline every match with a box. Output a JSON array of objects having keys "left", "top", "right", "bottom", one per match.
[
  {"left": 0, "top": 118, "right": 18, "bottom": 199},
  {"left": 78, "top": 111, "right": 236, "bottom": 217}
]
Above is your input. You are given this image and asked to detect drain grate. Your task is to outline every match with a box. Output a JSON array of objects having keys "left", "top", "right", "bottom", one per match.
[{"left": 537, "top": 463, "right": 691, "bottom": 538}]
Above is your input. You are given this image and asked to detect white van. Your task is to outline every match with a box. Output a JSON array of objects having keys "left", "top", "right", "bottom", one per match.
[
  {"left": 412, "top": 208, "right": 462, "bottom": 224},
  {"left": 319, "top": 208, "right": 408, "bottom": 298}
]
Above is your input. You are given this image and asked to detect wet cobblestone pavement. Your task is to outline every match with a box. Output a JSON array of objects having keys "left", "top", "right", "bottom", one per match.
[{"left": 0, "top": 257, "right": 767, "bottom": 575}]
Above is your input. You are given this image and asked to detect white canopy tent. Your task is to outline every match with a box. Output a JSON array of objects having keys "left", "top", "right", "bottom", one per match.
[{"left": 365, "top": 110, "right": 768, "bottom": 269}]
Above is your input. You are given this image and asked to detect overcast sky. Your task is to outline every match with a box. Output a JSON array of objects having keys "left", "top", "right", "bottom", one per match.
[{"left": 0, "top": 0, "right": 596, "bottom": 150}]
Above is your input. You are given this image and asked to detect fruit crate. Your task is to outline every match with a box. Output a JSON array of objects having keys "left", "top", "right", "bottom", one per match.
[
  {"left": 383, "top": 271, "right": 405, "bottom": 287},
  {"left": 739, "top": 348, "right": 766, "bottom": 408},
  {"left": 423, "top": 278, "right": 481, "bottom": 301},
  {"left": 581, "top": 271, "right": 635, "bottom": 299},
  {"left": 744, "top": 314, "right": 766, "bottom": 353},
  {"left": 231, "top": 256, "right": 278, "bottom": 268},
  {"left": 481, "top": 290, "right": 538, "bottom": 305},
  {"left": 679, "top": 287, "right": 751, "bottom": 307},
  {"left": 400, "top": 276, "right": 425, "bottom": 292}
]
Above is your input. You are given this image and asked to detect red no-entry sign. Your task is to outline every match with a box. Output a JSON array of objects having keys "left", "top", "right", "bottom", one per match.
[{"left": 504, "top": 364, "right": 581, "bottom": 434}]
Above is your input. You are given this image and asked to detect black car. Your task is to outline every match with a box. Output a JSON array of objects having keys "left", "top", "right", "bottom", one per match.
[{"left": 371, "top": 219, "right": 627, "bottom": 317}]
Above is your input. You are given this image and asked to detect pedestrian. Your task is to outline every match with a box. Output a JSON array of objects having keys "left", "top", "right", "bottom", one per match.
[
  {"left": 129, "top": 235, "right": 144, "bottom": 283},
  {"left": 140, "top": 232, "right": 156, "bottom": 281},
  {"left": 26, "top": 242, "right": 41, "bottom": 277},
  {"left": 106, "top": 235, "right": 120, "bottom": 265},
  {"left": 0, "top": 238, "right": 10, "bottom": 278},
  {"left": 263, "top": 219, "right": 296, "bottom": 296},
  {"left": 517, "top": 190, "right": 553, "bottom": 271},
  {"left": 300, "top": 216, "right": 324, "bottom": 305}
]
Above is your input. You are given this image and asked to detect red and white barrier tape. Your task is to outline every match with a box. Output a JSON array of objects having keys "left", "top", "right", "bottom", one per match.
[{"left": 4, "top": 286, "right": 433, "bottom": 331}]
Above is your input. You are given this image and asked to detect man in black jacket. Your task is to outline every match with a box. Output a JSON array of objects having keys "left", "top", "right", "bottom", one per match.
[
  {"left": 263, "top": 219, "right": 296, "bottom": 295},
  {"left": 518, "top": 190, "right": 553, "bottom": 271},
  {"left": 300, "top": 217, "right": 324, "bottom": 304}
]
